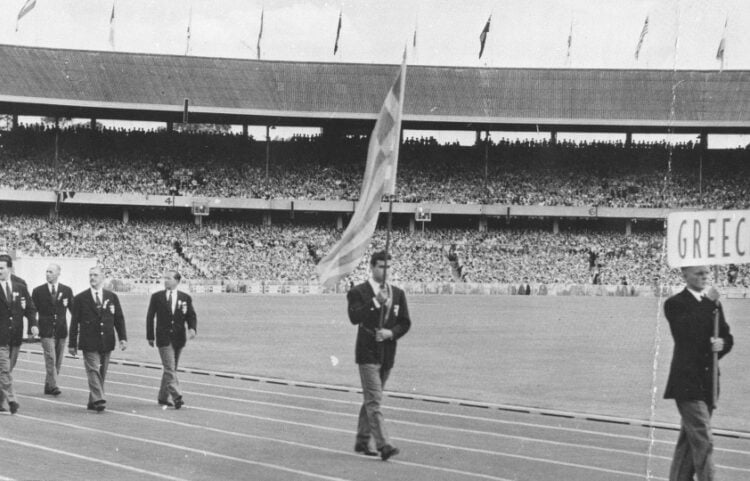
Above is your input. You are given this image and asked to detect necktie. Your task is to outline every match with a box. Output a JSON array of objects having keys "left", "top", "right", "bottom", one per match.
[
  {"left": 167, "top": 290, "right": 173, "bottom": 312},
  {"left": 51, "top": 285, "right": 57, "bottom": 300},
  {"left": 95, "top": 291, "right": 102, "bottom": 307},
  {"left": 5, "top": 282, "right": 11, "bottom": 303}
]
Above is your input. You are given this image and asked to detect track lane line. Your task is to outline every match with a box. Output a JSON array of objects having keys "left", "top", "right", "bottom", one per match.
[
  {"left": 0, "top": 433, "right": 189, "bottom": 481},
  {"left": 16, "top": 379, "right": 680, "bottom": 480},
  {"left": 20, "top": 394, "right": 516, "bottom": 481},
  {"left": 19, "top": 357, "right": 750, "bottom": 456}
]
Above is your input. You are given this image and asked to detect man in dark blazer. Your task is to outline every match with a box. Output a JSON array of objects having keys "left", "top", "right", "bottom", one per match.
[
  {"left": 664, "top": 265, "right": 734, "bottom": 481},
  {"left": 146, "top": 270, "right": 197, "bottom": 409},
  {"left": 347, "top": 251, "right": 411, "bottom": 461},
  {"left": 0, "top": 254, "right": 37, "bottom": 414},
  {"left": 68, "top": 266, "right": 127, "bottom": 412},
  {"left": 32, "top": 263, "right": 74, "bottom": 396}
]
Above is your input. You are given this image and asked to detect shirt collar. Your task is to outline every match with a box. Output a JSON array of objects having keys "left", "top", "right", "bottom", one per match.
[
  {"left": 368, "top": 278, "right": 383, "bottom": 294},
  {"left": 686, "top": 287, "right": 704, "bottom": 302}
]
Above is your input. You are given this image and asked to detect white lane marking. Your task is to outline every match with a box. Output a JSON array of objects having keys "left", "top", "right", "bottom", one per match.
[
  {"left": 17, "top": 380, "right": 681, "bottom": 479},
  {"left": 0, "top": 434, "right": 188, "bottom": 481},
  {"left": 14, "top": 366, "right": 739, "bottom": 463},
  {"left": 16, "top": 413, "right": 354, "bottom": 481},
  {"left": 21, "top": 357, "right": 750, "bottom": 456},
  {"left": 21, "top": 394, "right": 516, "bottom": 481}
]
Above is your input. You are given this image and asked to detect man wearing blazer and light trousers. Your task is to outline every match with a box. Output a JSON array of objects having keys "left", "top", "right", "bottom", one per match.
[
  {"left": 69, "top": 266, "right": 127, "bottom": 412},
  {"left": 146, "top": 270, "right": 197, "bottom": 410}
]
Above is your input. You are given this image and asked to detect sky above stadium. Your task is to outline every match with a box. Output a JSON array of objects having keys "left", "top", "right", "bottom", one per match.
[{"left": 0, "top": 0, "right": 747, "bottom": 70}]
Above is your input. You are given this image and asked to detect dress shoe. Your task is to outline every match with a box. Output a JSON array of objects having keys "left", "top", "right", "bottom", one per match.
[
  {"left": 379, "top": 445, "right": 400, "bottom": 461},
  {"left": 87, "top": 402, "right": 96, "bottom": 411},
  {"left": 158, "top": 399, "right": 174, "bottom": 407},
  {"left": 173, "top": 396, "right": 184, "bottom": 410},
  {"left": 354, "top": 443, "right": 378, "bottom": 456},
  {"left": 45, "top": 387, "right": 62, "bottom": 396},
  {"left": 95, "top": 404, "right": 106, "bottom": 412},
  {"left": 8, "top": 401, "right": 19, "bottom": 414}
]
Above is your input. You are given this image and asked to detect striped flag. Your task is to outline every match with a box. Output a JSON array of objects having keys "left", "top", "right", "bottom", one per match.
[
  {"left": 108, "top": 2, "right": 116, "bottom": 49},
  {"left": 566, "top": 20, "right": 573, "bottom": 64},
  {"left": 479, "top": 15, "right": 491, "bottom": 59},
  {"left": 257, "top": 8, "right": 264, "bottom": 60},
  {"left": 317, "top": 53, "right": 407, "bottom": 289},
  {"left": 716, "top": 18, "right": 727, "bottom": 72},
  {"left": 634, "top": 16, "right": 649, "bottom": 60},
  {"left": 333, "top": 10, "right": 342, "bottom": 55},
  {"left": 16, "top": 0, "right": 37, "bottom": 31}
]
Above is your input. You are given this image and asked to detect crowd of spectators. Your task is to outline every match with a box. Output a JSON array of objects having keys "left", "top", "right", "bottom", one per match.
[
  {"left": 1, "top": 124, "right": 749, "bottom": 209},
  {"left": 3, "top": 213, "right": 749, "bottom": 287}
]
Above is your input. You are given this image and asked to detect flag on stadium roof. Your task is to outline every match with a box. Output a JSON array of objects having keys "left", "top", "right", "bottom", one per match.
[
  {"left": 16, "top": 0, "right": 37, "bottom": 32},
  {"left": 333, "top": 10, "right": 342, "bottom": 55},
  {"left": 634, "top": 16, "right": 649, "bottom": 60},
  {"left": 108, "top": 2, "right": 115, "bottom": 50},
  {"left": 185, "top": 5, "right": 193, "bottom": 56},
  {"left": 716, "top": 18, "right": 727, "bottom": 72},
  {"left": 256, "top": 8, "right": 264, "bottom": 60},
  {"left": 479, "top": 15, "right": 491, "bottom": 59},
  {"left": 566, "top": 20, "right": 573, "bottom": 64},
  {"left": 317, "top": 52, "right": 407, "bottom": 289}
]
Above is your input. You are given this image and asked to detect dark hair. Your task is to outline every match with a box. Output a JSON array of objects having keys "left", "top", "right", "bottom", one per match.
[
  {"left": 369, "top": 250, "right": 392, "bottom": 266},
  {"left": 168, "top": 270, "right": 182, "bottom": 282},
  {"left": 0, "top": 254, "right": 12, "bottom": 268}
]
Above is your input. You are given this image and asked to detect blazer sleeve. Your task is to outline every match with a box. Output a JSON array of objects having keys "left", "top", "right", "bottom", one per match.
[
  {"left": 64, "top": 286, "right": 74, "bottom": 316},
  {"left": 718, "top": 305, "right": 733, "bottom": 359},
  {"left": 146, "top": 294, "right": 157, "bottom": 341},
  {"left": 112, "top": 293, "right": 127, "bottom": 342},
  {"left": 69, "top": 295, "right": 80, "bottom": 349},
  {"left": 31, "top": 286, "right": 42, "bottom": 320},
  {"left": 22, "top": 285, "right": 37, "bottom": 328},
  {"left": 391, "top": 289, "right": 411, "bottom": 340},
  {"left": 185, "top": 294, "right": 197, "bottom": 332}
]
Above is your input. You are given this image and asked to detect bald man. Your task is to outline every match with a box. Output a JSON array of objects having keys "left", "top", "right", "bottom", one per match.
[
  {"left": 69, "top": 267, "right": 127, "bottom": 412},
  {"left": 32, "top": 264, "right": 74, "bottom": 395},
  {"left": 664, "top": 266, "right": 734, "bottom": 481}
]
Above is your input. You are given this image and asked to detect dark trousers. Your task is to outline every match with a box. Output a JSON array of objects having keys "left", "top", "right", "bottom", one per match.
[{"left": 669, "top": 400, "right": 715, "bottom": 481}]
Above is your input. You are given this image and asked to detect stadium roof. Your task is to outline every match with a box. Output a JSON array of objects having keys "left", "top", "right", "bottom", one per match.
[{"left": 1, "top": 44, "right": 750, "bottom": 133}]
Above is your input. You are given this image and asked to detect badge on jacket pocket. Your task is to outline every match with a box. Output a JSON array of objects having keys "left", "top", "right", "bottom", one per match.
[{"left": 393, "top": 305, "right": 399, "bottom": 317}]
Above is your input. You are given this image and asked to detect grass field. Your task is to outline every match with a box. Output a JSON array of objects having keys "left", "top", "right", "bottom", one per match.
[{"left": 108, "top": 294, "right": 749, "bottom": 432}]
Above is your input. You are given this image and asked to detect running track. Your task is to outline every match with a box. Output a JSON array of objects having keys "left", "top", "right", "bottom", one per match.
[{"left": 2, "top": 350, "right": 749, "bottom": 481}]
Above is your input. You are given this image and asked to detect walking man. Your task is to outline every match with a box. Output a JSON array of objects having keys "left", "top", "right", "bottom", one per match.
[
  {"left": 664, "top": 265, "right": 734, "bottom": 481},
  {"left": 347, "top": 251, "right": 411, "bottom": 461},
  {"left": 32, "top": 263, "right": 73, "bottom": 395},
  {"left": 0, "top": 254, "right": 37, "bottom": 413},
  {"left": 146, "top": 270, "right": 197, "bottom": 409},
  {"left": 69, "top": 266, "right": 127, "bottom": 412}
]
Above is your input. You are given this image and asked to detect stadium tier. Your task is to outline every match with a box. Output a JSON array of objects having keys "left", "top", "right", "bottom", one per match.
[{"left": 1, "top": 126, "right": 748, "bottom": 208}]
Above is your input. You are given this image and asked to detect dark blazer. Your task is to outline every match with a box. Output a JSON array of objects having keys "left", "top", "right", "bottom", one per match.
[
  {"left": 664, "top": 288, "right": 734, "bottom": 403},
  {"left": 347, "top": 281, "right": 411, "bottom": 370},
  {"left": 0, "top": 280, "right": 37, "bottom": 347},
  {"left": 69, "top": 288, "right": 127, "bottom": 352},
  {"left": 146, "top": 290, "right": 197, "bottom": 350},
  {"left": 32, "top": 283, "right": 74, "bottom": 339}
]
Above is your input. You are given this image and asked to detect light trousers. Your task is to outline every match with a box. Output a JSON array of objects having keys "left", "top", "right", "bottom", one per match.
[
  {"left": 669, "top": 400, "right": 715, "bottom": 481},
  {"left": 356, "top": 363, "right": 391, "bottom": 450}
]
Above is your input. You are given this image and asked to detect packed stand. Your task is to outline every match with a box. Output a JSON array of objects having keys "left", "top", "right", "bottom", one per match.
[
  {"left": 4, "top": 213, "right": 749, "bottom": 286},
  {"left": 1, "top": 125, "right": 748, "bottom": 209}
]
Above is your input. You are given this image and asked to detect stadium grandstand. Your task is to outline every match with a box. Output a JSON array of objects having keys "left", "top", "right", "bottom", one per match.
[{"left": 1, "top": 44, "right": 749, "bottom": 292}]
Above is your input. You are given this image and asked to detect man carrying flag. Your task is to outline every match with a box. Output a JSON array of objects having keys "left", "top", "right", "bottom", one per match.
[
  {"left": 16, "top": 0, "right": 37, "bottom": 32},
  {"left": 316, "top": 54, "right": 409, "bottom": 460}
]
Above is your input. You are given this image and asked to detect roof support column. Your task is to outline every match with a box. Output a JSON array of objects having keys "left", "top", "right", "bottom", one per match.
[
  {"left": 550, "top": 131, "right": 557, "bottom": 145},
  {"left": 12, "top": 114, "right": 18, "bottom": 130},
  {"left": 90, "top": 118, "right": 97, "bottom": 130},
  {"left": 625, "top": 131, "right": 632, "bottom": 147},
  {"left": 166, "top": 122, "right": 173, "bottom": 133}
]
